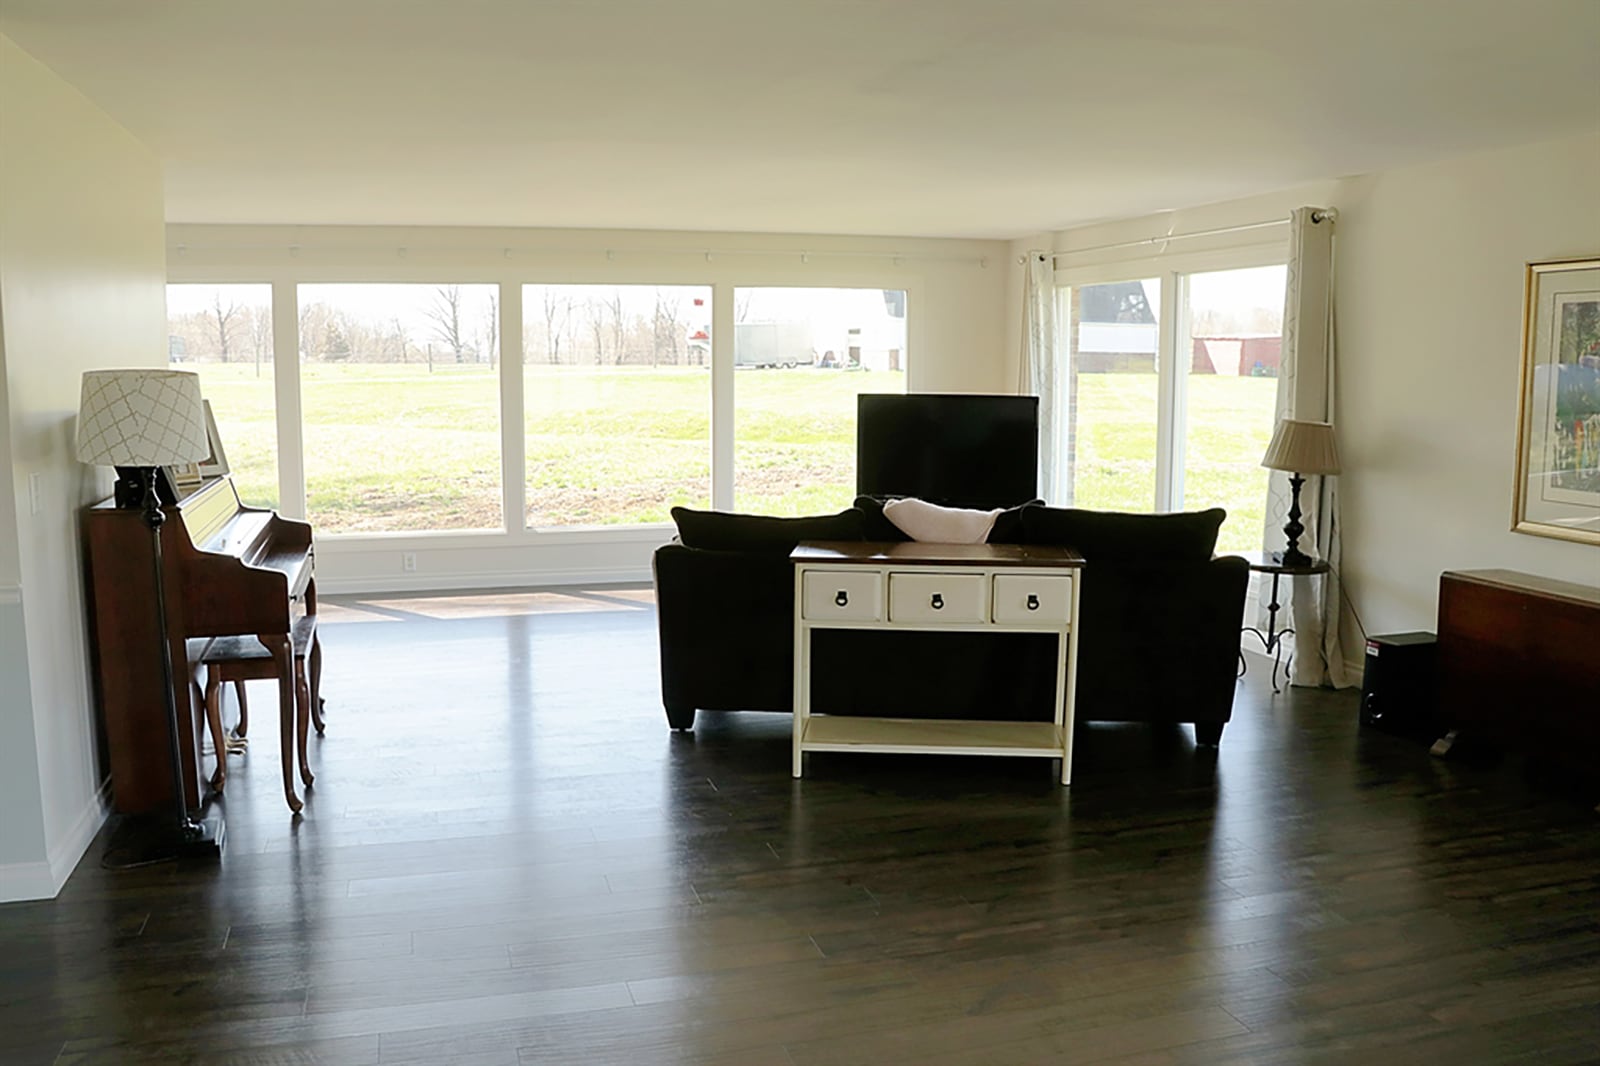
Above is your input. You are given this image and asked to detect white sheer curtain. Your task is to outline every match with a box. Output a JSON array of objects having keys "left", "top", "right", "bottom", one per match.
[
  {"left": 1262, "top": 207, "right": 1352, "bottom": 688},
  {"left": 1020, "top": 252, "right": 1064, "bottom": 502}
]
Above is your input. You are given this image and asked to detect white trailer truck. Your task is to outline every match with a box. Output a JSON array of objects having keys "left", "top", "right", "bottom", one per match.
[{"left": 734, "top": 322, "right": 814, "bottom": 368}]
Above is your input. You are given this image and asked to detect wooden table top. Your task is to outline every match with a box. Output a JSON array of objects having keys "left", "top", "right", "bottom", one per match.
[
  {"left": 1235, "top": 550, "right": 1330, "bottom": 575},
  {"left": 1443, "top": 568, "right": 1600, "bottom": 607},
  {"left": 792, "top": 541, "right": 1085, "bottom": 568}
]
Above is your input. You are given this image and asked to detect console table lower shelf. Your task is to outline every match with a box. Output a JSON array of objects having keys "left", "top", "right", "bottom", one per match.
[
  {"left": 791, "top": 541, "right": 1084, "bottom": 784},
  {"left": 797, "top": 717, "right": 1068, "bottom": 759}
]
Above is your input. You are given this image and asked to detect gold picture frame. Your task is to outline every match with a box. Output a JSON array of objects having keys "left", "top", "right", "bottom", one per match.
[{"left": 1512, "top": 256, "right": 1600, "bottom": 545}]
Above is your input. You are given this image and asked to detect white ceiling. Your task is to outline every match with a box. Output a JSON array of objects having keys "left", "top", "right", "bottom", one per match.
[{"left": 3, "top": 0, "right": 1596, "bottom": 240}]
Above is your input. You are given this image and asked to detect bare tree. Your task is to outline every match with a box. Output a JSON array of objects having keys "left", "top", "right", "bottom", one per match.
[
  {"left": 424, "top": 285, "right": 468, "bottom": 363},
  {"left": 653, "top": 289, "right": 681, "bottom": 367},
  {"left": 168, "top": 311, "right": 211, "bottom": 366},
  {"left": 342, "top": 315, "right": 385, "bottom": 362},
  {"left": 483, "top": 291, "right": 498, "bottom": 368},
  {"left": 541, "top": 289, "right": 569, "bottom": 364},
  {"left": 323, "top": 320, "right": 352, "bottom": 362},
  {"left": 562, "top": 314, "right": 583, "bottom": 365},
  {"left": 298, "top": 302, "right": 332, "bottom": 361},
  {"left": 735, "top": 289, "right": 753, "bottom": 324},
  {"left": 388, "top": 316, "right": 410, "bottom": 363},
  {"left": 245, "top": 305, "right": 271, "bottom": 376},
  {"left": 585, "top": 297, "right": 607, "bottom": 365},
  {"left": 211, "top": 291, "right": 242, "bottom": 362},
  {"left": 606, "top": 290, "right": 626, "bottom": 365}
]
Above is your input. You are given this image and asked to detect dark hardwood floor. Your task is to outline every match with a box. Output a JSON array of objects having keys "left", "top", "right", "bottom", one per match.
[{"left": 2, "top": 586, "right": 1596, "bottom": 1065}]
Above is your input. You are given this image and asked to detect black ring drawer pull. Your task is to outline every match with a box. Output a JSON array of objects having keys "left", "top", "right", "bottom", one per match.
[
  {"left": 1027, "top": 594, "right": 1040, "bottom": 611},
  {"left": 930, "top": 593, "right": 944, "bottom": 610},
  {"left": 835, "top": 590, "right": 849, "bottom": 607}
]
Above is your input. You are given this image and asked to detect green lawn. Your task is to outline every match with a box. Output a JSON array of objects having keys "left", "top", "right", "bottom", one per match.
[
  {"left": 1071, "top": 373, "right": 1277, "bottom": 554},
  {"left": 182, "top": 362, "right": 1277, "bottom": 547}
]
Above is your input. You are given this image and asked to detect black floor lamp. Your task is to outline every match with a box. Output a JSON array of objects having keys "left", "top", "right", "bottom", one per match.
[
  {"left": 1261, "top": 418, "right": 1342, "bottom": 568},
  {"left": 78, "top": 369, "right": 224, "bottom": 862}
]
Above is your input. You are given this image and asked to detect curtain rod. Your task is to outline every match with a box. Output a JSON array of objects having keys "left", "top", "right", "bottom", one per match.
[
  {"left": 1044, "top": 209, "right": 1334, "bottom": 261},
  {"left": 170, "top": 243, "right": 992, "bottom": 268}
]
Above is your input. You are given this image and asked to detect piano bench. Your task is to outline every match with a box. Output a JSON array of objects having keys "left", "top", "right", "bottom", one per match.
[{"left": 197, "top": 613, "right": 322, "bottom": 815}]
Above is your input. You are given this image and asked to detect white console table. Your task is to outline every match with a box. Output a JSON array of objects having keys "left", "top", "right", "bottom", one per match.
[{"left": 790, "top": 541, "right": 1084, "bottom": 784}]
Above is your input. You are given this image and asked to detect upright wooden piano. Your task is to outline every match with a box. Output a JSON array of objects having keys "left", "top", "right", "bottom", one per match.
[{"left": 84, "top": 476, "right": 314, "bottom": 813}]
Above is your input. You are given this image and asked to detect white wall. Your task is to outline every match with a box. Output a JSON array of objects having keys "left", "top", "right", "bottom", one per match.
[
  {"left": 167, "top": 224, "right": 1011, "bottom": 592},
  {"left": 0, "top": 321, "right": 48, "bottom": 878},
  {"left": 0, "top": 34, "right": 168, "bottom": 901},
  {"left": 1336, "top": 132, "right": 1600, "bottom": 631}
]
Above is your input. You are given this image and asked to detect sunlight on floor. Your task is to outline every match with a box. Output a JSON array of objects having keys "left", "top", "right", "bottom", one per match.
[{"left": 316, "top": 585, "right": 656, "bottom": 623}]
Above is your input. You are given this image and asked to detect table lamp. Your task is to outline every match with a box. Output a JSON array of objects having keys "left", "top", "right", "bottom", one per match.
[
  {"left": 1261, "top": 418, "right": 1341, "bottom": 569},
  {"left": 77, "top": 369, "right": 224, "bottom": 860}
]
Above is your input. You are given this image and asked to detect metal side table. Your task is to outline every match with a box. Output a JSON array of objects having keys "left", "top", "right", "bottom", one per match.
[{"left": 1239, "top": 551, "right": 1330, "bottom": 693}]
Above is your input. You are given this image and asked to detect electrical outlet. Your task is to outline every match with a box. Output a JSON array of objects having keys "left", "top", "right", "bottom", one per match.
[
  {"left": 29, "top": 473, "right": 43, "bottom": 515},
  {"left": 402, "top": 552, "right": 417, "bottom": 572}
]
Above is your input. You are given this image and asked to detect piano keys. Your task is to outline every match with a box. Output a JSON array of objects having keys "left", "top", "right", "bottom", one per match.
[{"left": 83, "top": 475, "right": 315, "bottom": 814}]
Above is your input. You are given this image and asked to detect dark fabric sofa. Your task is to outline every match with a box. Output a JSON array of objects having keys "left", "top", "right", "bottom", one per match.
[{"left": 653, "top": 500, "right": 1250, "bottom": 745}]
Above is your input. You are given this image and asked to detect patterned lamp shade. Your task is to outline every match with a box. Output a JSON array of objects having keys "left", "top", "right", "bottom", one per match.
[
  {"left": 77, "top": 369, "right": 210, "bottom": 467},
  {"left": 1261, "top": 418, "right": 1341, "bottom": 476}
]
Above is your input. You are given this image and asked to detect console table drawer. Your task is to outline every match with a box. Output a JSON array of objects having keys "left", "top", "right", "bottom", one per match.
[
  {"left": 888, "top": 572, "right": 988, "bottom": 623},
  {"left": 992, "top": 574, "right": 1073, "bottom": 624},
  {"left": 802, "top": 570, "right": 882, "bottom": 621}
]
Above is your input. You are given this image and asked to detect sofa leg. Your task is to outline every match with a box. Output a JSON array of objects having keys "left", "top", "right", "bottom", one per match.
[
  {"left": 665, "top": 704, "right": 697, "bottom": 731},
  {"left": 1193, "top": 721, "right": 1224, "bottom": 747}
]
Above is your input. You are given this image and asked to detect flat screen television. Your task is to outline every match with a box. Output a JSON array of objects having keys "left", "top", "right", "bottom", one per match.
[{"left": 856, "top": 393, "right": 1039, "bottom": 510}]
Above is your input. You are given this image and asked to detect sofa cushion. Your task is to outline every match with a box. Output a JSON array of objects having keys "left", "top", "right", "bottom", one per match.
[
  {"left": 883, "top": 498, "right": 1002, "bottom": 544},
  {"left": 987, "top": 499, "right": 1043, "bottom": 544},
  {"left": 671, "top": 506, "right": 864, "bottom": 554},
  {"left": 1019, "top": 506, "right": 1225, "bottom": 562}
]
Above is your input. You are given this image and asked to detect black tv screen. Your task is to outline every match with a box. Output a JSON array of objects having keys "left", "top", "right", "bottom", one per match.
[{"left": 856, "top": 394, "right": 1039, "bottom": 510}]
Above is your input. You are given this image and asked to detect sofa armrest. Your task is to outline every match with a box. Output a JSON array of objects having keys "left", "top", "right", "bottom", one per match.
[
  {"left": 653, "top": 544, "right": 797, "bottom": 714},
  {"left": 1074, "top": 554, "right": 1249, "bottom": 724}
]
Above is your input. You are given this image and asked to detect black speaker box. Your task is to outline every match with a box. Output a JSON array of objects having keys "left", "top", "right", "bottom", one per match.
[{"left": 1360, "top": 631, "right": 1438, "bottom": 740}]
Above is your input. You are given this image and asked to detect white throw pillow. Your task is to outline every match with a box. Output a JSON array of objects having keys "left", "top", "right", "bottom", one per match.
[{"left": 883, "top": 497, "right": 1002, "bottom": 544}]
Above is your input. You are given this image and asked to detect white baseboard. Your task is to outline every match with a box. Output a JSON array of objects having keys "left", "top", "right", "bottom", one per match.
[
  {"left": 0, "top": 781, "right": 111, "bottom": 904},
  {"left": 0, "top": 860, "right": 56, "bottom": 903}
]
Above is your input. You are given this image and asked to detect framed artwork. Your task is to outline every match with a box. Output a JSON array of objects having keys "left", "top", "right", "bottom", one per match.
[
  {"left": 1512, "top": 256, "right": 1600, "bottom": 545},
  {"left": 198, "top": 399, "right": 230, "bottom": 478}
]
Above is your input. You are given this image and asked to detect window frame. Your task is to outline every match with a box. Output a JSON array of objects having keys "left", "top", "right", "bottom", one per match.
[
  {"left": 1054, "top": 242, "right": 1288, "bottom": 515},
  {"left": 167, "top": 260, "right": 921, "bottom": 547}
]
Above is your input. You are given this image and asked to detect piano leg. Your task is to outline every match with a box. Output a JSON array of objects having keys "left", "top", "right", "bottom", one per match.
[
  {"left": 203, "top": 670, "right": 228, "bottom": 794},
  {"left": 295, "top": 658, "right": 315, "bottom": 789},
  {"left": 234, "top": 680, "right": 249, "bottom": 740},
  {"left": 263, "top": 634, "right": 303, "bottom": 815},
  {"left": 309, "top": 631, "right": 326, "bottom": 736},
  {"left": 305, "top": 579, "right": 326, "bottom": 737}
]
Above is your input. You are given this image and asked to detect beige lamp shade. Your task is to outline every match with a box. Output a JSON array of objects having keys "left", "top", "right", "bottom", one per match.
[
  {"left": 1261, "top": 418, "right": 1341, "bottom": 476},
  {"left": 77, "top": 369, "right": 210, "bottom": 467}
]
